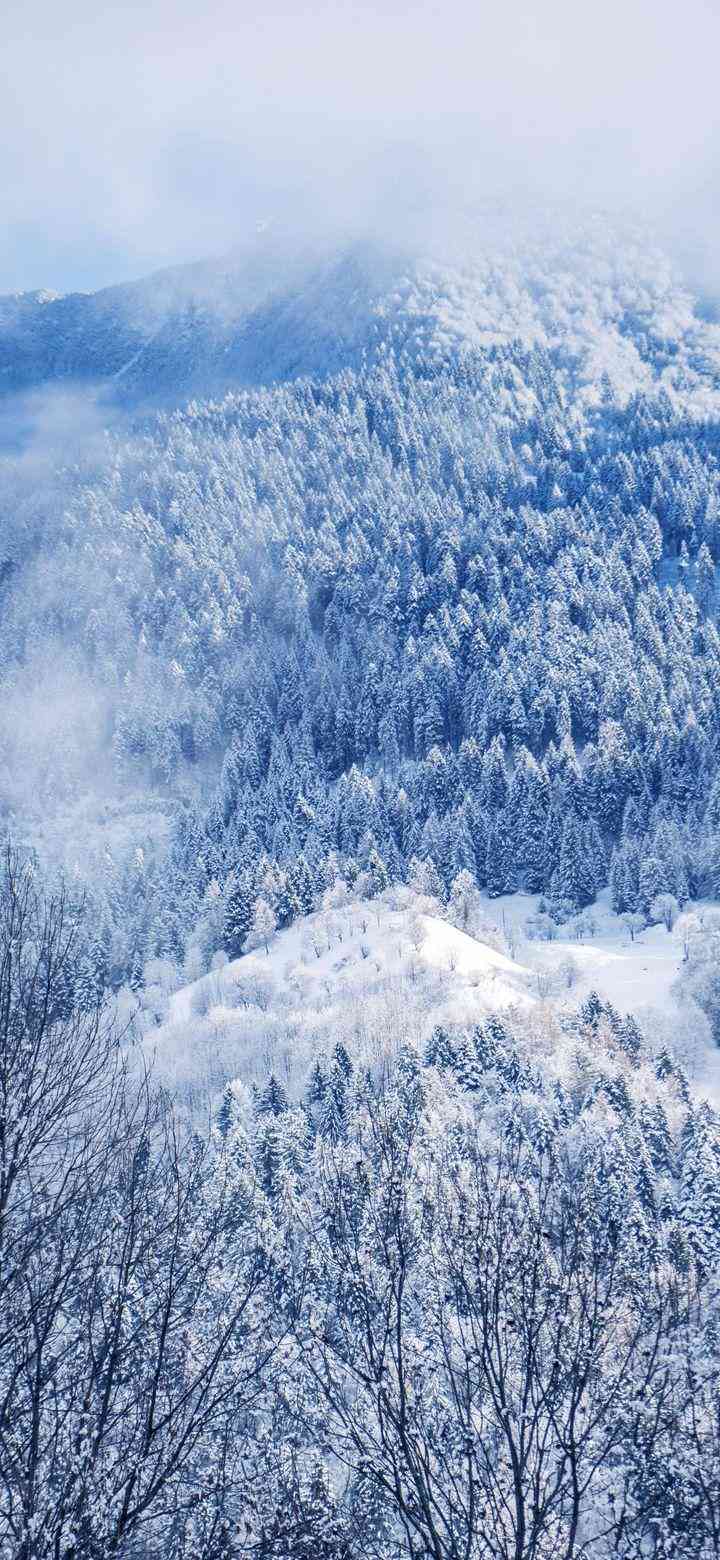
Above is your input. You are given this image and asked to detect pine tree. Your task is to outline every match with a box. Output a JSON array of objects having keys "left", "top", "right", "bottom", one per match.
[
  {"left": 479, "top": 735, "right": 509, "bottom": 811},
  {"left": 258, "top": 1074, "right": 288, "bottom": 1117},
  {"left": 425, "top": 1025, "right": 457, "bottom": 1069},
  {"left": 551, "top": 814, "right": 594, "bottom": 911},
  {"left": 320, "top": 1072, "right": 346, "bottom": 1143},
  {"left": 594, "top": 721, "right": 631, "bottom": 837},
  {"left": 223, "top": 870, "right": 254, "bottom": 957},
  {"left": 471, "top": 1023, "right": 498, "bottom": 1071},
  {"left": 583, "top": 819, "right": 607, "bottom": 893},
  {"left": 621, "top": 796, "right": 644, "bottom": 841},
  {"left": 485, "top": 810, "right": 515, "bottom": 897},
  {"left": 216, "top": 1083, "right": 235, "bottom": 1139},
  {"left": 366, "top": 847, "right": 389, "bottom": 896},
  {"left": 255, "top": 1120, "right": 282, "bottom": 1198},
  {"left": 638, "top": 854, "right": 667, "bottom": 914},
  {"left": 617, "top": 1014, "right": 643, "bottom": 1062},
  {"left": 541, "top": 801, "right": 564, "bottom": 893},
  {"left": 655, "top": 1048, "right": 675, "bottom": 1083},
  {"left": 516, "top": 754, "right": 549, "bottom": 892},
  {"left": 454, "top": 1033, "right": 483, "bottom": 1092},
  {"left": 291, "top": 855, "right": 317, "bottom": 915},
  {"left": 641, "top": 1100, "right": 674, "bottom": 1176},
  {"left": 333, "top": 1042, "right": 353, "bottom": 1081},
  {"left": 579, "top": 991, "right": 603, "bottom": 1030},
  {"left": 306, "top": 1058, "right": 328, "bottom": 1106},
  {"left": 609, "top": 848, "right": 628, "bottom": 913},
  {"left": 603, "top": 1073, "right": 635, "bottom": 1121},
  {"left": 274, "top": 869, "right": 303, "bottom": 928}
]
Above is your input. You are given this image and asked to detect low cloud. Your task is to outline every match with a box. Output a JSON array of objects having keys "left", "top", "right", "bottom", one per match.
[{"left": 2, "top": 0, "right": 719, "bottom": 294}]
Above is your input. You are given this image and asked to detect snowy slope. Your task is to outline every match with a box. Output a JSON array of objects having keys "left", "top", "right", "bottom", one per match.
[
  {"left": 474, "top": 888, "right": 686, "bottom": 1012},
  {"left": 140, "top": 896, "right": 534, "bottom": 1114},
  {"left": 132, "top": 888, "right": 719, "bottom": 1118}
]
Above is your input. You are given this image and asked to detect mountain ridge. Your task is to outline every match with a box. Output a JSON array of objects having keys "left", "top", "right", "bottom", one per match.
[{"left": 3, "top": 215, "right": 720, "bottom": 415}]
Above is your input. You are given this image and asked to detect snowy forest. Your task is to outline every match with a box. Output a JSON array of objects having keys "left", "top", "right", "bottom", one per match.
[{"left": 2, "top": 215, "right": 720, "bottom": 1556}]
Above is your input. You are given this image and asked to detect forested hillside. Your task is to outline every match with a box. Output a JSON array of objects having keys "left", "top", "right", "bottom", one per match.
[
  {"left": 2, "top": 220, "right": 720, "bottom": 995},
  {"left": 4, "top": 211, "right": 720, "bottom": 1558}
]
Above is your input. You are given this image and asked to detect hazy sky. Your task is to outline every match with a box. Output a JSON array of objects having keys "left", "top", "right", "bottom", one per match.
[{"left": 2, "top": 0, "right": 720, "bottom": 294}]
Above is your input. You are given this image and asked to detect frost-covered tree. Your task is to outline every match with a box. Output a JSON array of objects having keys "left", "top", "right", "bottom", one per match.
[
  {"left": 244, "top": 896, "right": 278, "bottom": 954},
  {"left": 447, "top": 868, "right": 483, "bottom": 935},
  {"left": 486, "top": 811, "right": 515, "bottom": 897},
  {"left": 0, "top": 852, "right": 278, "bottom": 1560},
  {"left": 650, "top": 891, "right": 679, "bottom": 931}
]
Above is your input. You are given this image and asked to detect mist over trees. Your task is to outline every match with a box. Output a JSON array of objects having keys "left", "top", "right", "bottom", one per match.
[{"left": 2, "top": 228, "right": 720, "bottom": 990}]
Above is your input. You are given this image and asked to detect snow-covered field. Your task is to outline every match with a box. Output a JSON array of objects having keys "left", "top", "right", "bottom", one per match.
[
  {"left": 130, "top": 887, "right": 720, "bottom": 1117},
  {"left": 474, "top": 888, "right": 685, "bottom": 1013}
]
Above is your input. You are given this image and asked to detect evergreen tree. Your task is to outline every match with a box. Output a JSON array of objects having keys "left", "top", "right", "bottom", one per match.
[
  {"left": 424, "top": 1025, "right": 457, "bottom": 1069},
  {"left": 638, "top": 854, "right": 668, "bottom": 914},
  {"left": 320, "top": 1071, "right": 347, "bottom": 1143},
  {"left": 258, "top": 1074, "right": 288, "bottom": 1117},
  {"left": 541, "top": 801, "right": 564, "bottom": 893},
  {"left": 551, "top": 814, "right": 594, "bottom": 911},
  {"left": 290, "top": 855, "right": 317, "bottom": 916},
  {"left": 480, "top": 736, "right": 509, "bottom": 811},
  {"left": 366, "top": 848, "right": 389, "bottom": 897},
  {"left": 454, "top": 1033, "right": 483, "bottom": 1092},
  {"left": 333, "top": 1042, "right": 353, "bottom": 1081},
  {"left": 223, "top": 870, "right": 254, "bottom": 957},
  {"left": 485, "top": 811, "right": 515, "bottom": 897},
  {"left": 216, "top": 1083, "right": 235, "bottom": 1139},
  {"left": 307, "top": 1058, "right": 328, "bottom": 1106}
]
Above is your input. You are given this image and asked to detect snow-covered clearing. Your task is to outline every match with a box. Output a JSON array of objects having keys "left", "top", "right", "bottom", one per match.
[
  {"left": 473, "top": 888, "right": 720, "bottom": 1104},
  {"left": 475, "top": 888, "right": 684, "bottom": 1013},
  {"left": 130, "top": 887, "right": 720, "bottom": 1116}
]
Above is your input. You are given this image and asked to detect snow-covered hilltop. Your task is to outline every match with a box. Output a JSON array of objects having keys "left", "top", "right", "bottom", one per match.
[
  {"left": 127, "top": 887, "right": 720, "bottom": 1123},
  {"left": 2, "top": 210, "right": 719, "bottom": 412}
]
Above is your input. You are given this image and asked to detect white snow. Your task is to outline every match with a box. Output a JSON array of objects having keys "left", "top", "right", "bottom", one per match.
[
  {"left": 145, "top": 896, "right": 535, "bottom": 1113},
  {"left": 417, "top": 914, "right": 534, "bottom": 1014},
  {"left": 135, "top": 886, "right": 720, "bottom": 1117},
  {"left": 476, "top": 888, "right": 685, "bottom": 1013}
]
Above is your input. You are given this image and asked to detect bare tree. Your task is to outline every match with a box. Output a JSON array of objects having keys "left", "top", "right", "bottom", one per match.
[
  {"left": 649, "top": 893, "right": 679, "bottom": 933},
  {"left": 0, "top": 851, "right": 277, "bottom": 1559},
  {"left": 294, "top": 1091, "right": 686, "bottom": 1560},
  {"left": 557, "top": 954, "right": 579, "bottom": 990}
]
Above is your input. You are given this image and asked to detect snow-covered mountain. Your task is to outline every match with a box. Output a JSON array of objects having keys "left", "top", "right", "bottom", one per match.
[
  {"left": 5, "top": 210, "right": 720, "bottom": 1560},
  {"left": 3, "top": 212, "right": 720, "bottom": 412},
  {"left": 3, "top": 207, "right": 720, "bottom": 1054}
]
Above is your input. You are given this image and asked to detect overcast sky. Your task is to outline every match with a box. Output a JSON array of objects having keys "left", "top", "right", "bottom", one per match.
[{"left": 2, "top": 0, "right": 719, "bottom": 294}]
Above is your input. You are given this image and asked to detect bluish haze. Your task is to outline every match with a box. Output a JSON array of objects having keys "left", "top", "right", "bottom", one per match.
[
  {"left": 2, "top": 0, "right": 720, "bottom": 293},
  {"left": 4, "top": 7, "right": 720, "bottom": 1554}
]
